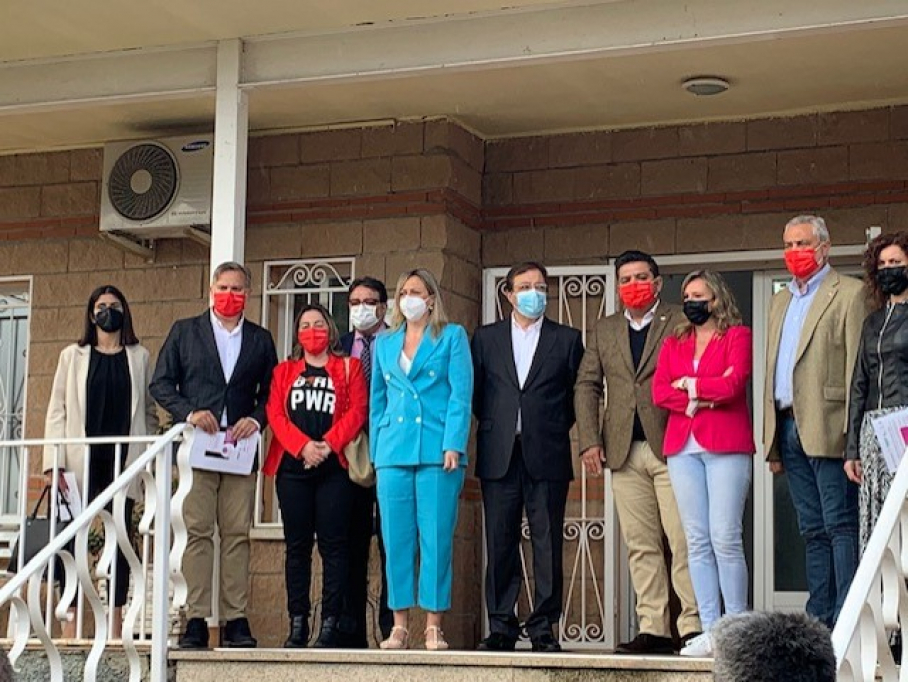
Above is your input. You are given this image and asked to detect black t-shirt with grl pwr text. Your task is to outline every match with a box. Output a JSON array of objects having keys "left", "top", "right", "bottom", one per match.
[{"left": 279, "top": 365, "right": 337, "bottom": 476}]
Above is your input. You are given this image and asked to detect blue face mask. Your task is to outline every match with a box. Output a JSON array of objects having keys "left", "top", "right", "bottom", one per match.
[{"left": 515, "top": 290, "right": 547, "bottom": 319}]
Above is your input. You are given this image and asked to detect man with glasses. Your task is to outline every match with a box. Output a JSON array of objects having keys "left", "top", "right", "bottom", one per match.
[
  {"left": 339, "top": 276, "right": 392, "bottom": 646},
  {"left": 471, "top": 262, "right": 584, "bottom": 652}
]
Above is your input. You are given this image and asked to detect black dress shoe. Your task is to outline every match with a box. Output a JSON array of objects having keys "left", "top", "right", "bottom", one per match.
[
  {"left": 677, "top": 630, "right": 703, "bottom": 652},
  {"left": 313, "top": 616, "right": 345, "bottom": 648},
  {"left": 223, "top": 617, "right": 258, "bottom": 648},
  {"left": 530, "top": 632, "right": 562, "bottom": 653},
  {"left": 178, "top": 618, "right": 210, "bottom": 650},
  {"left": 284, "top": 615, "right": 309, "bottom": 648},
  {"left": 615, "top": 633, "right": 674, "bottom": 655},
  {"left": 477, "top": 632, "right": 517, "bottom": 651}
]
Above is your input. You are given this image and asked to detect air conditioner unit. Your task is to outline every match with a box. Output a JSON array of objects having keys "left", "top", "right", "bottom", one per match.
[{"left": 100, "top": 135, "right": 214, "bottom": 245}]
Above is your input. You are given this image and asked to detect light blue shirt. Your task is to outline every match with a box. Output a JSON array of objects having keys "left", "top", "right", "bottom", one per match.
[{"left": 773, "top": 263, "right": 831, "bottom": 408}]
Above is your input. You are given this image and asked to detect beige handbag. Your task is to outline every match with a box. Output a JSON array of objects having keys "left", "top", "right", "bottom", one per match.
[{"left": 343, "top": 358, "right": 375, "bottom": 488}]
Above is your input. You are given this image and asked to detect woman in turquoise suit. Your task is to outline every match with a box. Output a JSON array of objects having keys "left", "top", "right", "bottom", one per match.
[{"left": 370, "top": 268, "right": 473, "bottom": 651}]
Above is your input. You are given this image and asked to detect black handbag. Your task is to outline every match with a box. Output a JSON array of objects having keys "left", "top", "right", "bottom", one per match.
[{"left": 7, "top": 485, "right": 74, "bottom": 580}]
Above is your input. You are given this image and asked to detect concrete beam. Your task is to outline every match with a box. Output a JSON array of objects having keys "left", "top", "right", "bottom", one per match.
[
  {"left": 0, "top": 44, "right": 217, "bottom": 113},
  {"left": 241, "top": 0, "right": 908, "bottom": 86},
  {"left": 0, "top": 0, "right": 906, "bottom": 112}
]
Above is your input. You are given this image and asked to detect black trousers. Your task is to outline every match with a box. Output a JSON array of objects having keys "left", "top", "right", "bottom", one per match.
[
  {"left": 481, "top": 440, "right": 569, "bottom": 640},
  {"left": 344, "top": 484, "right": 392, "bottom": 644},
  {"left": 59, "top": 447, "right": 134, "bottom": 607},
  {"left": 276, "top": 456, "right": 355, "bottom": 620}
]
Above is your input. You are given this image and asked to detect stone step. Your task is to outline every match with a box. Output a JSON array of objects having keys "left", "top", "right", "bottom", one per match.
[
  {"left": 0, "top": 641, "right": 153, "bottom": 681},
  {"left": 171, "top": 649, "right": 713, "bottom": 682}
]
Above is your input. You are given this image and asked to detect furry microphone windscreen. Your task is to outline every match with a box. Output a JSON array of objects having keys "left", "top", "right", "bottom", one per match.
[{"left": 711, "top": 612, "right": 836, "bottom": 682}]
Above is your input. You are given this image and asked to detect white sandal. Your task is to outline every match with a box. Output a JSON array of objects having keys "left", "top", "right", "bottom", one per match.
[
  {"left": 424, "top": 625, "right": 449, "bottom": 651},
  {"left": 380, "top": 625, "right": 410, "bottom": 650}
]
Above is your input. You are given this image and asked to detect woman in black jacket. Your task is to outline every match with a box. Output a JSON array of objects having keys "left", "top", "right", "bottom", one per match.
[{"left": 845, "top": 231, "right": 908, "bottom": 552}]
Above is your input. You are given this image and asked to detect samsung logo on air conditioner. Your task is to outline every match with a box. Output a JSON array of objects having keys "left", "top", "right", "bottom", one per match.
[{"left": 181, "top": 140, "right": 211, "bottom": 152}]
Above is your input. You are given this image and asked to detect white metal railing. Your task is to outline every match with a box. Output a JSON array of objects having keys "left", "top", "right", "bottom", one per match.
[
  {"left": 0, "top": 424, "right": 193, "bottom": 682},
  {"left": 833, "top": 445, "right": 908, "bottom": 681}
]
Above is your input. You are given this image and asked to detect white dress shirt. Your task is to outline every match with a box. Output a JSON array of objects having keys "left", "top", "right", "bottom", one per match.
[
  {"left": 624, "top": 300, "right": 660, "bottom": 332},
  {"left": 512, "top": 314, "right": 544, "bottom": 433},
  {"left": 210, "top": 311, "right": 244, "bottom": 427}
]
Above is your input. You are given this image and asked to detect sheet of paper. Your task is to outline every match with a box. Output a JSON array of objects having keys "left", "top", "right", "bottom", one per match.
[
  {"left": 870, "top": 408, "right": 908, "bottom": 474},
  {"left": 58, "top": 471, "right": 82, "bottom": 521},
  {"left": 188, "top": 428, "right": 259, "bottom": 476}
]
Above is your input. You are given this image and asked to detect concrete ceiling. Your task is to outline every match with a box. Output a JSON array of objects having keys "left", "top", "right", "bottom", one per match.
[
  {"left": 0, "top": 1, "right": 907, "bottom": 151},
  {"left": 247, "top": 23, "right": 908, "bottom": 136}
]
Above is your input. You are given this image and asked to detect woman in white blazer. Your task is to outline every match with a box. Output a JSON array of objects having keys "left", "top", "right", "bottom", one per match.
[{"left": 43, "top": 285, "right": 158, "bottom": 638}]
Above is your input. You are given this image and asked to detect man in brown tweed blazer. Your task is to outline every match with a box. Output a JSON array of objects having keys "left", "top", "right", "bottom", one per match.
[
  {"left": 575, "top": 250, "right": 700, "bottom": 655},
  {"left": 764, "top": 215, "right": 866, "bottom": 628}
]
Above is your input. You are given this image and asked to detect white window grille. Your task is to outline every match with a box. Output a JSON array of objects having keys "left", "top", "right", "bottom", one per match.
[
  {"left": 254, "top": 258, "right": 356, "bottom": 531},
  {"left": 482, "top": 265, "right": 619, "bottom": 649}
]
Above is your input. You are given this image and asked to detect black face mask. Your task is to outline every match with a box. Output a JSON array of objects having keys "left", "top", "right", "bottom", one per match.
[
  {"left": 94, "top": 307, "right": 124, "bottom": 333},
  {"left": 683, "top": 300, "right": 712, "bottom": 326},
  {"left": 877, "top": 266, "right": 908, "bottom": 297}
]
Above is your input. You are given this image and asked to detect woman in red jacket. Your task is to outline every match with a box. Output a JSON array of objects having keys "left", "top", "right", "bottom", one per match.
[
  {"left": 264, "top": 303, "right": 367, "bottom": 649},
  {"left": 652, "top": 270, "right": 755, "bottom": 658}
]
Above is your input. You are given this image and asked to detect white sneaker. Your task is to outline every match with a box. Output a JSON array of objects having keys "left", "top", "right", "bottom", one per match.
[{"left": 679, "top": 631, "right": 713, "bottom": 657}]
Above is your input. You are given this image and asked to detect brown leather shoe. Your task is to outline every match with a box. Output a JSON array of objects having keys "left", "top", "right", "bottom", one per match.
[{"left": 615, "top": 633, "right": 674, "bottom": 655}]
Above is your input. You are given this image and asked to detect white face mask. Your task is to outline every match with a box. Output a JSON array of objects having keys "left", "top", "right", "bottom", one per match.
[
  {"left": 350, "top": 304, "right": 380, "bottom": 331},
  {"left": 399, "top": 295, "right": 428, "bottom": 322}
]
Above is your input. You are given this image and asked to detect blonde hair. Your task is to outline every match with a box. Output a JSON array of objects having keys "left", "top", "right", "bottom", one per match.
[
  {"left": 389, "top": 268, "right": 449, "bottom": 338},
  {"left": 674, "top": 269, "right": 743, "bottom": 337}
]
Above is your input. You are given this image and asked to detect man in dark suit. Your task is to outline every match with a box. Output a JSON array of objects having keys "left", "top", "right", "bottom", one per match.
[
  {"left": 338, "top": 276, "right": 392, "bottom": 646},
  {"left": 150, "top": 261, "right": 278, "bottom": 649},
  {"left": 471, "top": 261, "right": 584, "bottom": 653}
]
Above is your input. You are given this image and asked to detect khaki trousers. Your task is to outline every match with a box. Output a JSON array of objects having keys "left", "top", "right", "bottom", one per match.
[
  {"left": 611, "top": 441, "right": 700, "bottom": 638},
  {"left": 182, "top": 468, "right": 256, "bottom": 621}
]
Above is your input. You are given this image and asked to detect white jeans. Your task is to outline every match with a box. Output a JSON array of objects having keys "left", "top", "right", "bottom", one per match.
[{"left": 667, "top": 451, "right": 752, "bottom": 629}]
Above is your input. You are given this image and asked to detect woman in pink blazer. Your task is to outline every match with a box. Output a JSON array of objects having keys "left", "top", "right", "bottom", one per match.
[{"left": 652, "top": 270, "right": 755, "bottom": 658}]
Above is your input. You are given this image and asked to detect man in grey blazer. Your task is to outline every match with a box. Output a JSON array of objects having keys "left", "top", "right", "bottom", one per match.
[
  {"left": 764, "top": 215, "right": 867, "bottom": 628},
  {"left": 151, "top": 261, "right": 277, "bottom": 649},
  {"left": 575, "top": 250, "right": 700, "bottom": 654}
]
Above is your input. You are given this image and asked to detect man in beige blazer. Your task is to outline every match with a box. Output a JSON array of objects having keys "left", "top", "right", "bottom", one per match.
[
  {"left": 764, "top": 215, "right": 866, "bottom": 628},
  {"left": 575, "top": 250, "right": 700, "bottom": 654}
]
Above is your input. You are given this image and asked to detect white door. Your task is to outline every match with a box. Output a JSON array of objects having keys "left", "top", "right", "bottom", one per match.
[{"left": 752, "top": 267, "right": 863, "bottom": 613}]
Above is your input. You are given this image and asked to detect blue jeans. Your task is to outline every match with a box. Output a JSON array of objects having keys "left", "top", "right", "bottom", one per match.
[
  {"left": 778, "top": 414, "right": 858, "bottom": 628},
  {"left": 667, "top": 451, "right": 752, "bottom": 630}
]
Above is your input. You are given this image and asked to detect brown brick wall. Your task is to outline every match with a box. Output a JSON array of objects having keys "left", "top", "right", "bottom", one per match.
[
  {"left": 482, "top": 105, "right": 908, "bottom": 266},
  {"left": 0, "top": 120, "right": 485, "bottom": 649},
  {"left": 4, "top": 107, "right": 908, "bottom": 649}
]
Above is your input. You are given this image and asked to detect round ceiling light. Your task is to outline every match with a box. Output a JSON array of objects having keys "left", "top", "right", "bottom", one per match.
[{"left": 682, "top": 77, "right": 730, "bottom": 96}]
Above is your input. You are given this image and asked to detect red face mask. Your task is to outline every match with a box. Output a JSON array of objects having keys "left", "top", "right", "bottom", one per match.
[
  {"left": 298, "top": 328, "right": 330, "bottom": 355},
  {"left": 784, "top": 247, "right": 820, "bottom": 280},
  {"left": 619, "top": 280, "right": 657, "bottom": 310},
  {"left": 212, "top": 291, "right": 246, "bottom": 318}
]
